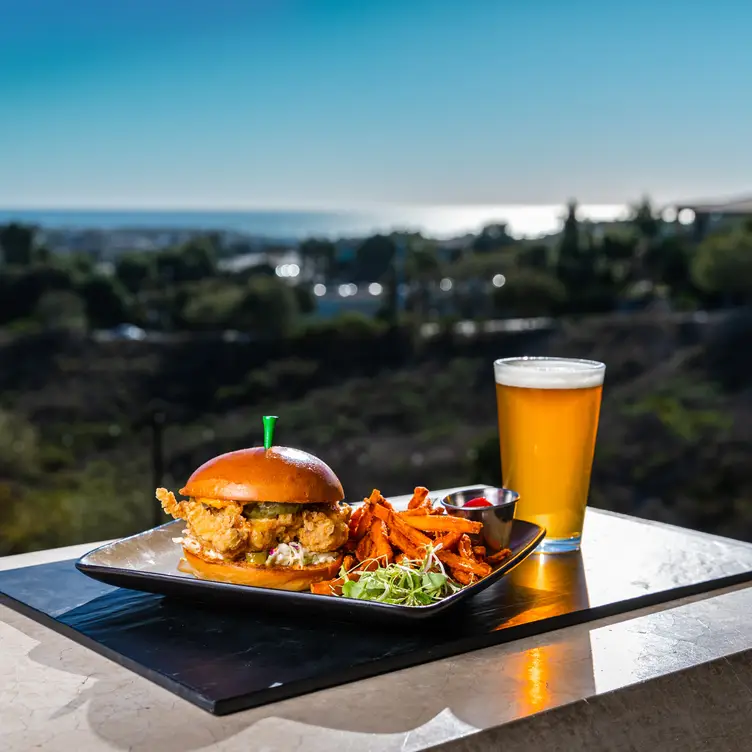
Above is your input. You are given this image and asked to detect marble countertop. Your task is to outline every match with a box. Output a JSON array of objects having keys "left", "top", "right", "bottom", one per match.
[{"left": 4, "top": 526, "right": 752, "bottom": 751}]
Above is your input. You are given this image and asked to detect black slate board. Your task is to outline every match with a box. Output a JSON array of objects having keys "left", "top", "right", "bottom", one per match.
[{"left": 3, "top": 509, "right": 752, "bottom": 716}]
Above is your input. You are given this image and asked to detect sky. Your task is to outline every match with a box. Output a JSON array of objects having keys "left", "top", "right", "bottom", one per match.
[{"left": 1, "top": 0, "right": 751, "bottom": 210}]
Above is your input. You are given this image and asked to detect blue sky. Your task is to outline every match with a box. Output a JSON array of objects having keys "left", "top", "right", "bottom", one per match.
[{"left": 1, "top": 0, "right": 750, "bottom": 209}]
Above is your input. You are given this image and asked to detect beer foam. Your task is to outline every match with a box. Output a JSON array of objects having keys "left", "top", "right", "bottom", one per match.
[{"left": 494, "top": 357, "right": 605, "bottom": 390}]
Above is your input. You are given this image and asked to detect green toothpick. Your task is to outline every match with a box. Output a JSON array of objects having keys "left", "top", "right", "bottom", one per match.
[{"left": 263, "top": 415, "right": 278, "bottom": 449}]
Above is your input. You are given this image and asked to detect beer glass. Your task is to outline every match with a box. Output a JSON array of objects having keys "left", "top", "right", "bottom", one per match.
[{"left": 494, "top": 357, "right": 605, "bottom": 553}]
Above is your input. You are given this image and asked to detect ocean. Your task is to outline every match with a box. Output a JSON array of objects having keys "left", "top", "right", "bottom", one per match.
[{"left": 0, "top": 205, "right": 628, "bottom": 240}]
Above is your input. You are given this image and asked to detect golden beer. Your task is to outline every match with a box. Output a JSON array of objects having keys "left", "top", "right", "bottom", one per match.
[{"left": 494, "top": 357, "right": 605, "bottom": 552}]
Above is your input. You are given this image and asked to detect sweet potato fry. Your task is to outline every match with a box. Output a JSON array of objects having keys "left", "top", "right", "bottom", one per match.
[
  {"left": 399, "top": 514, "right": 482, "bottom": 535},
  {"left": 451, "top": 569, "right": 476, "bottom": 586},
  {"left": 311, "top": 568, "right": 364, "bottom": 596},
  {"left": 472, "top": 546, "right": 486, "bottom": 558},
  {"left": 400, "top": 507, "right": 431, "bottom": 517},
  {"left": 310, "top": 577, "right": 347, "bottom": 596},
  {"left": 355, "top": 506, "right": 373, "bottom": 540},
  {"left": 486, "top": 547, "right": 512, "bottom": 564},
  {"left": 434, "top": 530, "right": 462, "bottom": 552},
  {"left": 373, "top": 505, "right": 433, "bottom": 548},
  {"left": 370, "top": 518, "right": 394, "bottom": 564},
  {"left": 342, "top": 554, "right": 355, "bottom": 571},
  {"left": 365, "top": 488, "right": 394, "bottom": 511},
  {"left": 387, "top": 526, "right": 424, "bottom": 560},
  {"left": 348, "top": 506, "right": 363, "bottom": 537},
  {"left": 458, "top": 534, "right": 474, "bottom": 561},
  {"left": 356, "top": 529, "right": 373, "bottom": 562},
  {"left": 310, "top": 581, "right": 333, "bottom": 595},
  {"left": 407, "top": 486, "right": 430, "bottom": 509},
  {"left": 437, "top": 551, "right": 492, "bottom": 577}
]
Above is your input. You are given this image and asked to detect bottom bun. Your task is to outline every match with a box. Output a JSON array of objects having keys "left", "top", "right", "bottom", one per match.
[{"left": 181, "top": 548, "right": 343, "bottom": 591}]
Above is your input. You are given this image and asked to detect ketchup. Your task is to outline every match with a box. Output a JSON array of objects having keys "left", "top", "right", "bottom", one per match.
[{"left": 463, "top": 496, "right": 493, "bottom": 508}]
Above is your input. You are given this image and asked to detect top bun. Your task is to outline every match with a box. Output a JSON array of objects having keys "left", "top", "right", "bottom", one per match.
[{"left": 179, "top": 446, "right": 344, "bottom": 504}]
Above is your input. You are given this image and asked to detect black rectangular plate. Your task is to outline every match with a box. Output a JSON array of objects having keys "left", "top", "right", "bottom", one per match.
[
  {"left": 73, "top": 519, "right": 544, "bottom": 621},
  {"left": 3, "top": 508, "right": 752, "bottom": 716}
]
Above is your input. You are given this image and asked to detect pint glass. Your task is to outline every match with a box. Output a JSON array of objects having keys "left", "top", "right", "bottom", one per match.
[{"left": 494, "top": 357, "right": 605, "bottom": 553}]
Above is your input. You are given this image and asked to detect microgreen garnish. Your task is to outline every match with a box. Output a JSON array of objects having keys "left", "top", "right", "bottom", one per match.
[{"left": 339, "top": 545, "right": 461, "bottom": 606}]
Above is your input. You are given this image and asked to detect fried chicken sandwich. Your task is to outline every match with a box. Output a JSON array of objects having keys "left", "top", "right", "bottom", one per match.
[{"left": 156, "top": 443, "right": 350, "bottom": 591}]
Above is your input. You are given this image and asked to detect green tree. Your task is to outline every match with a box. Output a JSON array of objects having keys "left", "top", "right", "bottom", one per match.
[
  {"left": 630, "top": 196, "right": 659, "bottom": 242},
  {"left": 155, "top": 237, "right": 217, "bottom": 285},
  {"left": 472, "top": 223, "right": 513, "bottom": 253},
  {"left": 555, "top": 200, "right": 602, "bottom": 306},
  {"left": 179, "top": 237, "right": 218, "bottom": 281},
  {"left": 518, "top": 243, "right": 551, "bottom": 270},
  {"left": 0, "top": 223, "right": 35, "bottom": 266},
  {"left": 556, "top": 200, "right": 583, "bottom": 289},
  {"left": 493, "top": 269, "right": 567, "bottom": 317},
  {"left": 116, "top": 252, "right": 155, "bottom": 294},
  {"left": 0, "top": 264, "right": 76, "bottom": 324},
  {"left": 235, "top": 276, "right": 299, "bottom": 338},
  {"left": 644, "top": 236, "right": 692, "bottom": 298},
  {"left": 0, "top": 409, "right": 39, "bottom": 479},
  {"left": 180, "top": 280, "right": 245, "bottom": 330},
  {"left": 300, "top": 238, "right": 336, "bottom": 280},
  {"left": 293, "top": 284, "right": 315, "bottom": 315},
  {"left": 692, "top": 228, "right": 752, "bottom": 302},
  {"left": 79, "top": 275, "right": 130, "bottom": 328},
  {"left": 354, "top": 234, "right": 396, "bottom": 282},
  {"left": 34, "top": 290, "right": 88, "bottom": 332},
  {"left": 628, "top": 196, "right": 660, "bottom": 282}
]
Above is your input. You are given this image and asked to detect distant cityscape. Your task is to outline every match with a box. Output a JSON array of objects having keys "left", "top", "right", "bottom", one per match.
[{"left": 0, "top": 194, "right": 750, "bottom": 329}]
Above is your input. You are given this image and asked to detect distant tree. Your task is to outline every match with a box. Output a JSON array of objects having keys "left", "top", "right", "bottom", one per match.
[
  {"left": 79, "top": 275, "right": 130, "bottom": 328},
  {"left": 34, "top": 290, "right": 88, "bottom": 332},
  {"left": 556, "top": 200, "right": 601, "bottom": 305},
  {"left": 472, "top": 223, "right": 514, "bottom": 253},
  {"left": 116, "top": 252, "right": 155, "bottom": 294},
  {"left": 556, "top": 200, "right": 581, "bottom": 285},
  {"left": 155, "top": 237, "right": 217, "bottom": 285},
  {"left": 493, "top": 269, "right": 567, "bottom": 317},
  {"left": 235, "top": 276, "right": 299, "bottom": 338},
  {"left": 0, "top": 409, "right": 39, "bottom": 479},
  {"left": 0, "top": 264, "right": 76, "bottom": 324},
  {"left": 180, "top": 281, "right": 245, "bottom": 330},
  {"left": 354, "top": 234, "right": 396, "bottom": 282},
  {"left": 447, "top": 250, "right": 511, "bottom": 281},
  {"left": 300, "top": 239, "right": 336, "bottom": 280},
  {"left": 402, "top": 238, "right": 442, "bottom": 316},
  {"left": 629, "top": 196, "right": 660, "bottom": 282},
  {"left": 692, "top": 229, "right": 752, "bottom": 303},
  {"left": 518, "top": 243, "right": 551, "bottom": 270},
  {"left": 630, "top": 196, "right": 659, "bottom": 242},
  {"left": 644, "top": 236, "right": 692, "bottom": 296},
  {"left": 0, "top": 223, "right": 35, "bottom": 266},
  {"left": 178, "top": 237, "right": 218, "bottom": 282},
  {"left": 246, "top": 261, "right": 277, "bottom": 278},
  {"left": 35, "top": 247, "right": 52, "bottom": 263},
  {"left": 155, "top": 248, "right": 182, "bottom": 284},
  {"left": 293, "top": 284, "right": 315, "bottom": 315}
]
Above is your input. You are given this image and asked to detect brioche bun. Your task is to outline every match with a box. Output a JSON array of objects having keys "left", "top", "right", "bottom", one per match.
[
  {"left": 180, "top": 446, "right": 344, "bottom": 504},
  {"left": 181, "top": 548, "right": 343, "bottom": 591}
]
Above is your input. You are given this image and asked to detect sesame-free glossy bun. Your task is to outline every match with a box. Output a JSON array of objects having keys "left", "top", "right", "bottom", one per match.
[
  {"left": 179, "top": 446, "right": 344, "bottom": 504},
  {"left": 181, "top": 548, "right": 343, "bottom": 591}
]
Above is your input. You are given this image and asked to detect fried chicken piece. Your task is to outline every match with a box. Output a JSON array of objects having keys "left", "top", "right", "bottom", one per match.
[
  {"left": 298, "top": 505, "right": 350, "bottom": 552},
  {"left": 156, "top": 490, "right": 351, "bottom": 559},
  {"left": 245, "top": 514, "right": 298, "bottom": 551},
  {"left": 157, "top": 488, "right": 248, "bottom": 558}
]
